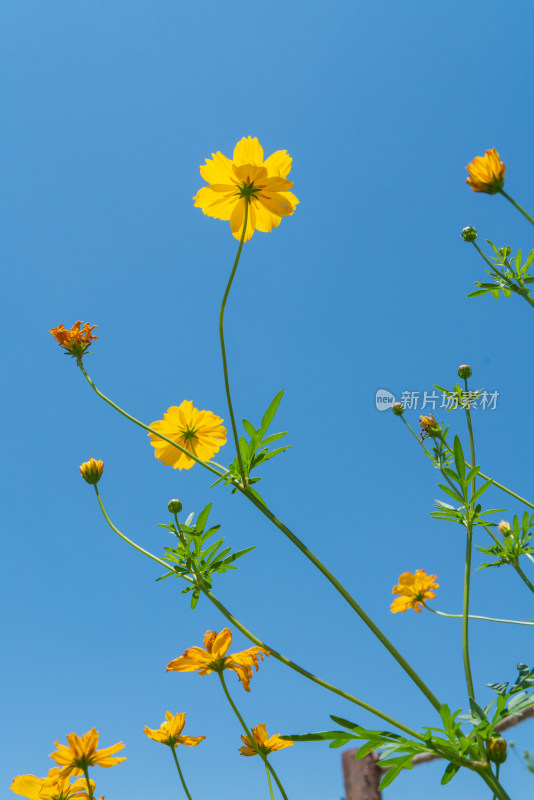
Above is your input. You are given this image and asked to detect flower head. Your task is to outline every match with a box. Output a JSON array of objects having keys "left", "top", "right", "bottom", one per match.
[
  {"left": 11, "top": 768, "right": 96, "bottom": 800},
  {"left": 498, "top": 520, "right": 512, "bottom": 537},
  {"left": 419, "top": 413, "right": 440, "bottom": 441},
  {"left": 391, "top": 569, "right": 439, "bottom": 613},
  {"left": 79, "top": 459, "right": 104, "bottom": 485},
  {"left": 49, "top": 322, "right": 97, "bottom": 361},
  {"left": 50, "top": 728, "right": 125, "bottom": 777},
  {"left": 143, "top": 711, "right": 205, "bottom": 748},
  {"left": 166, "top": 628, "right": 269, "bottom": 692},
  {"left": 194, "top": 136, "right": 299, "bottom": 241},
  {"left": 239, "top": 723, "right": 294, "bottom": 757},
  {"left": 149, "top": 400, "right": 227, "bottom": 470},
  {"left": 466, "top": 149, "right": 505, "bottom": 194}
]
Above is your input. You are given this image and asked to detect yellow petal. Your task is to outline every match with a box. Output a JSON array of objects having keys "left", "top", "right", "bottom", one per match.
[
  {"left": 10, "top": 776, "right": 44, "bottom": 800},
  {"left": 264, "top": 150, "right": 292, "bottom": 177},
  {"left": 194, "top": 187, "right": 237, "bottom": 221},
  {"left": 233, "top": 136, "right": 264, "bottom": 166},
  {"left": 177, "top": 735, "right": 206, "bottom": 747},
  {"left": 199, "top": 151, "right": 234, "bottom": 185},
  {"left": 258, "top": 192, "right": 295, "bottom": 218},
  {"left": 230, "top": 201, "right": 256, "bottom": 241}
]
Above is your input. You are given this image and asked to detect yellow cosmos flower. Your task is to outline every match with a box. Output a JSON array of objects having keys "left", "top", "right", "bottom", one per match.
[
  {"left": 466, "top": 148, "right": 505, "bottom": 194},
  {"left": 49, "top": 321, "right": 97, "bottom": 360},
  {"left": 79, "top": 458, "right": 104, "bottom": 485},
  {"left": 50, "top": 728, "right": 126, "bottom": 777},
  {"left": 149, "top": 400, "right": 227, "bottom": 470},
  {"left": 11, "top": 767, "right": 97, "bottom": 800},
  {"left": 390, "top": 569, "right": 439, "bottom": 613},
  {"left": 239, "top": 723, "right": 294, "bottom": 757},
  {"left": 166, "top": 628, "right": 269, "bottom": 692},
  {"left": 143, "top": 711, "right": 205, "bottom": 748},
  {"left": 194, "top": 136, "right": 299, "bottom": 241}
]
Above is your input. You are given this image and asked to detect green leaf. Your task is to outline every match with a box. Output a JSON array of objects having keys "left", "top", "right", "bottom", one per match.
[
  {"left": 259, "top": 390, "right": 285, "bottom": 437},
  {"left": 378, "top": 765, "right": 403, "bottom": 790},
  {"left": 467, "top": 289, "right": 490, "bottom": 298},
  {"left": 282, "top": 730, "right": 348, "bottom": 743},
  {"left": 213, "top": 546, "right": 256, "bottom": 567},
  {"left": 185, "top": 512, "right": 194, "bottom": 526},
  {"left": 524, "top": 250, "right": 534, "bottom": 270},
  {"left": 492, "top": 289, "right": 500, "bottom": 299},
  {"left": 470, "top": 480, "right": 493, "bottom": 504},
  {"left": 195, "top": 504, "right": 212, "bottom": 535},
  {"left": 441, "top": 762, "right": 460, "bottom": 785},
  {"left": 438, "top": 484, "right": 465, "bottom": 504},
  {"left": 453, "top": 436, "right": 465, "bottom": 480},
  {"left": 242, "top": 418, "right": 257, "bottom": 439},
  {"left": 259, "top": 431, "right": 288, "bottom": 447}
]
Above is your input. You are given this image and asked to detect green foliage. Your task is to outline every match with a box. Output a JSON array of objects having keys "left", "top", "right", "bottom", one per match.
[
  {"left": 211, "top": 390, "right": 290, "bottom": 502},
  {"left": 423, "top": 425, "right": 453, "bottom": 470},
  {"left": 434, "top": 384, "right": 483, "bottom": 412},
  {"left": 155, "top": 503, "right": 254, "bottom": 608},
  {"left": 468, "top": 241, "right": 534, "bottom": 301},
  {"left": 478, "top": 512, "right": 534, "bottom": 569}
]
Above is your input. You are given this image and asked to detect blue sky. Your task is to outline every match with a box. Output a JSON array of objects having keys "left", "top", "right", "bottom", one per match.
[{"left": 3, "top": 1, "right": 534, "bottom": 798}]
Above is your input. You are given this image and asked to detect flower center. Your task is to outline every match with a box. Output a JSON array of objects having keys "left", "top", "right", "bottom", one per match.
[
  {"left": 236, "top": 180, "right": 261, "bottom": 202},
  {"left": 180, "top": 425, "right": 198, "bottom": 444}
]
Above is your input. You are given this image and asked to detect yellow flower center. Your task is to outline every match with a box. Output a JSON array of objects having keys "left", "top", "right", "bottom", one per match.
[{"left": 203, "top": 630, "right": 218, "bottom": 651}]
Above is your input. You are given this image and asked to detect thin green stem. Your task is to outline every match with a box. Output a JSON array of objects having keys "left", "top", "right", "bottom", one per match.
[
  {"left": 500, "top": 189, "right": 534, "bottom": 227},
  {"left": 472, "top": 240, "right": 534, "bottom": 309},
  {"left": 482, "top": 525, "right": 534, "bottom": 595},
  {"left": 462, "top": 382, "right": 476, "bottom": 703},
  {"left": 170, "top": 746, "right": 194, "bottom": 800},
  {"left": 425, "top": 604, "right": 534, "bottom": 627},
  {"left": 265, "top": 762, "right": 275, "bottom": 800},
  {"left": 218, "top": 672, "right": 289, "bottom": 800},
  {"left": 477, "top": 764, "right": 512, "bottom": 800},
  {"left": 241, "top": 487, "right": 442, "bottom": 712},
  {"left": 219, "top": 202, "right": 249, "bottom": 485},
  {"left": 93, "top": 489, "right": 422, "bottom": 739},
  {"left": 515, "top": 562, "right": 534, "bottom": 594},
  {"left": 82, "top": 767, "right": 94, "bottom": 800}
]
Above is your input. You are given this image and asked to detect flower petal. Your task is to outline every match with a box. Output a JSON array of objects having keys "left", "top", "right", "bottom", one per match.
[
  {"left": 264, "top": 150, "right": 292, "bottom": 178},
  {"left": 199, "top": 151, "right": 235, "bottom": 185},
  {"left": 233, "top": 137, "right": 264, "bottom": 166},
  {"left": 194, "top": 187, "right": 237, "bottom": 221}
]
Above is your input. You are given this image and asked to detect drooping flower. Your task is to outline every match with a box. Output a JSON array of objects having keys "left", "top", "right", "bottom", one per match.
[
  {"left": 143, "top": 712, "right": 205, "bottom": 748},
  {"left": 149, "top": 400, "right": 227, "bottom": 470},
  {"left": 49, "top": 322, "right": 97, "bottom": 360},
  {"left": 50, "top": 728, "right": 125, "bottom": 777},
  {"left": 166, "top": 628, "right": 269, "bottom": 692},
  {"left": 390, "top": 569, "right": 439, "bottom": 613},
  {"left": 79, "top": 459, "right": 104, "bottom": 485},
  {"left": 419, "top": 413, "right": 440, "bottom": 441},
  {"left": 465, "top": 149, "right": 505, "bottom": 194},
  {"left": 10, "top": 767, "right": 96, "bottom": 800},
  {"left": 239, "top": 723, "right": 294, "bottom": 757},
  {"left": 194, "top": 136, "right": 299, "bottom": 241}
]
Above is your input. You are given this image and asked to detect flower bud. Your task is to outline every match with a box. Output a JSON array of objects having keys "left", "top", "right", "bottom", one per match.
[
  {"left": 461, "top": 226, "right": 477, "bottom": 242},
  {"left": 487, "top": 736, "right": 507, "bottom": 764},
  {"left": 79, "top": 458, "right": 104, "bottom": 485},
  {"left": 392, "top": 402, "right": 404, "bottom": 416},
  {"left": 498, "top": 520, "right": 512, "bottom": 537},
  {"left": 168, "top": 499, "right": 183, "bottom": 514},
  {"left": 458, "top": 364, "right": 472, "bottom": 379},
  {"left": 419, "top": 414, "right": 441, "bottom": 439}
]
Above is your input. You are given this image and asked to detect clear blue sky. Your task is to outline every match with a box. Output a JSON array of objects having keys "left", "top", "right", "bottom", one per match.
[{"left": 3, "top": 1, "right": 534, "bottom": 798}]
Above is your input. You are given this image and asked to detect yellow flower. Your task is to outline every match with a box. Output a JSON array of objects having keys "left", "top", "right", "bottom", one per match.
[
  {"left": 166, "top": 628, "right": 269, "bottom": 692},
  {"left": 50, "top": 728, "right": 126, "bottom": 777},
  {"left": 194, "top": 136, "right": 299, "bottom": 241},
  {"left": 149, "top": 400, "right": 227, "bottom": 470},
  {"left": 390, "top": 569, "right": 439, "bottom": 613},
  {"left": 10, "top": 767, "right": 96, "bottom": 800},
  {"left": 79, "top": 458, "right": 104, "bottom": 485},
  {"left": 49, "top": 322, "right": 97, "bottom": 360},
  {"left": 239, "top": 723, "right": 294, "bottom": 757},
  {"left": 466, "top": 148, "right": 505, "bottom": 194},
  {"left": 143, "top": 711, "right": 205, "bottom": 748},
  {"left": 419, "top": 413, "right": 440, "bottom": 442}
]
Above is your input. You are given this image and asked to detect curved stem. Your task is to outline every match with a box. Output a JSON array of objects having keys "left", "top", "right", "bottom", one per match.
[
  {"left": 476, "top": 765, "right": 512, "bottom": 800},
  {"left": 170, "top": 746, "right": 194, "bottom": 800},
  {"left": 424, "top": 604, "right": 534, "bottom": 627},
  {"left": 499, "top": 189, "right": 534, "bottom": 227},
  {"left": 93, "top": 489, "right": 422, "bottom": 739},
  {"left": 218, "top": 672, "right": 289, "bottom": 800},
  {"left": 514, "top": 561, "right": 534, "bottom": 594},
  {"left": 219, "top": 202, "right": 249, "bottom": 485},
  {"left": 241, "top": 486, "right": 442, "bottom": 712}
]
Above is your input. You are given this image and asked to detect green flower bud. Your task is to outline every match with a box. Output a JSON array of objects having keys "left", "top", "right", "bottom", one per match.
[
  {"left": 498, "top": 520, "right": 512, "bottom": 537},
  {"left": 168, "top": 499, "right": 183, "bottom": 514},
  {"left": 487, "top": 736, "right": 507, "bottom": 764},
  {"left": 458, "top": 364, "right": 472, "bottom": 379},
  {"left": 392, "top": 402, "right": 404, "bottom": 416},
  {"left": 461, "top": 226, "right": 477, "bottom": 242}
]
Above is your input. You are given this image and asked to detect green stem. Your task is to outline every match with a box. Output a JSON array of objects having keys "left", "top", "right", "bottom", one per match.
[
  {"left": 82, "top": 767, "right": 94, "bottom": 800},
  {"left": 170, "top": 746, "right": 194, "bottom": 800},
  {"left": 265, "top": 762, "right": 275, "bottom": 800},
  {"left": 462, "top": 383, "right": 476, "bottom": 703},
  {"left": 500, "top": 189, "right": 534, "bottom": 227},
  {"left": 93, "top": 489, "right": 422, "bottom": 739},
  {"left": 477, "top": 765, "right": 511, "bottom": 800},
  {"left": 514, "top": 561, "right": 534, "bottom": 594},
  {"left": 219, "top": 202, "right": 249, "bottom": 486},
  {"left": 241, "top": 487, "right": 442, "bottom": 712},
  {"left": 472, "top": 240, "right": 534, "bottom": 309},
  {"left": 218, "top": 672, "right": 290, "bottom": 800},
  {"left": 79, "top": 363, "right": 226, "bottom": 480},
  {"left": 424, "top": 604, "right": 534, "bottom": 627}
]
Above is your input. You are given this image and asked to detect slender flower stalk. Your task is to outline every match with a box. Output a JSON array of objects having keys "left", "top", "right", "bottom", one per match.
[
  {"left": 462, "top": 378, "right": 476, "bottom": 704},
  {"left": 219, "top": 202, "right": 249, "bottom": 484},
  {"left": 82, "top": 768, "right": 94, "bottom": 800},
  {"left": 424, "top": 604, "right": 534, "bottom": 627},
  {"left": 217, "top": 672, "right": 289, "bottom": 800},
  {"left": 499, "top": 189, "right": 534, "bottom": 227},
  {"left": 170, "top": 748, "right": 194, "bottom": 800},
  {"left": 265, "top": 762, "right": 275, "bottom": 800},
  {"left": 92, "top": 488, "right": 423, "bottom": 739}
]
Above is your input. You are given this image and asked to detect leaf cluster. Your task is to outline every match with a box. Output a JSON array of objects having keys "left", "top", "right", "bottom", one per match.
[
  {"left": 478, "top": 512, "right": 534, "bottom": 569},
  {"left": 423, "top": 425, "right": 453, "bottom": 470},
  {"left": 460, "top": 663, "right": 534, "bottom": 733},
  {"left": 433, "top": 384, "right": 483, "bottom": 412},
  {"left": 156, "top": 504, "right": 254, "bottom": 608},
  {"left": 468, "top": 241, "right": 534, "bottom": 301}
]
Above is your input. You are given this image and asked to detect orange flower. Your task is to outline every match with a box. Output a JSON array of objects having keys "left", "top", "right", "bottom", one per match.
[
  {"left": 466, "top": 148, "right": 505, "bottom": 194},
  {"left": 143, "top": 712, "right": 205, "bottom": 748},
  {"left": 49, "top": 321, "right": 97, "bottom": 361},
  {"left": 10, "top": 768, "right": 97, "bottom": 800},
  {"left": 239, "top": 723, "right": 294, "bottom": 757},
  {"left": 79, "top": 458, "right": 104, "bottom": 485},
  {"left": 50, "top": 728, "right": 126, "bottom": 777},
  {"left": 390, "top": 569, "right": 439, "bottom": 613},
  {"left": 166, "top": 628, "right": 268, "bottom": 692}
]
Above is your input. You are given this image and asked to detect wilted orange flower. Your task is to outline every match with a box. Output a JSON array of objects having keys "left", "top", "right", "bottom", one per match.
[
  {"left": 79, "top": 458, "right": 104, "bottom": 485},
  {"left": 166, "top": 628, "right": 269, "bottom": 692},
  {"left": 239, "top": 723, "right": 294, "bottom": 757},
  {"left": 149, "top": 400, "right": 227, "bottom": 470},
  {"left": 466, "top": 148, "right": 505, "bottom": 194},
  {"left": 194, "top": 136, "right": 299, "bottom": 241},
  {"left": 10, "top": 767, "right": 96, "bottom": 799},
  {"left": 49, "top": 321, "right": 97, "bottom": 360},
  {"left": 143, "top": 712, "right": 205, "bottom": 748},
  {"left": 419, "top": 413, "right": 440, "bottom": 442},
  {"left": 50, "top": 728, "right": 125, "bottom": 777},
  {"left": 391, "top": 569, "right": 439, "bottom": 613}
]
